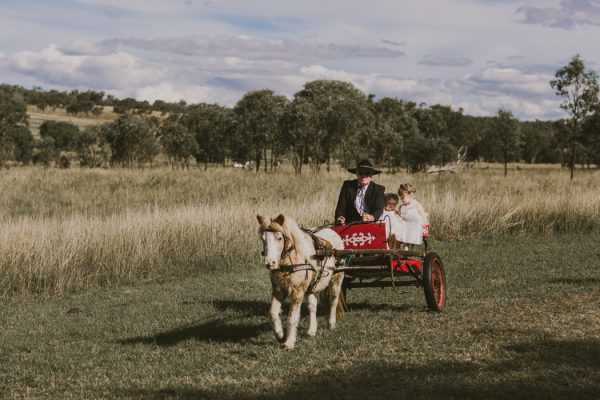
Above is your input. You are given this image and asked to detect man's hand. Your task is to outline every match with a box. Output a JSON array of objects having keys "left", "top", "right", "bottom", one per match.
[
  {"left": 336, "top": 216, "right": 346, "bottom": 225},
  {"left": 362, "top": 213, "right": 374, "bottom": 222}
]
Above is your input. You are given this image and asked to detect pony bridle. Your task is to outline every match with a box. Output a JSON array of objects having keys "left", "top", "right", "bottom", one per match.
[{"left": 261, "top": 229, "right": 296, "bottom": 270}]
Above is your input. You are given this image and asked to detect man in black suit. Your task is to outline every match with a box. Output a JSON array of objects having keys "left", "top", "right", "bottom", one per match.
[{"left": 335, "top": 159, "right": 385, "bottom": 224}]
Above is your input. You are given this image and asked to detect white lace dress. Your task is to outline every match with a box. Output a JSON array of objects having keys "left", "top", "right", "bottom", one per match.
[
  {"left": 379, "top": 210, "right": 406, "bottom": 240},
  {"left": 397, "top": 201, "right": 427, "bottom": 245}
]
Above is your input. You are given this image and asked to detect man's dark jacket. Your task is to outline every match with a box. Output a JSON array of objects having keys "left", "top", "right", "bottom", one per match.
[{"left": 335, "top": 180, "right": 385, "bottom": 223}]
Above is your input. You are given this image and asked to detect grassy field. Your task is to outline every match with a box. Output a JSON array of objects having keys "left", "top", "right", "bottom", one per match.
[
  {"left": 1, "top": 233, "right": 599, "bottom": 399},
  {"left": 0, "top": 166, "right": 598, "bottom": 297},
  {"left": 0, "top": 166, "right": 599, "bottom": 398}
]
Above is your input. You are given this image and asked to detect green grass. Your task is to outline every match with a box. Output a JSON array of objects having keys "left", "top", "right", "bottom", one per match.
[
  {"left": 1, "top": 166, "right": 599, "bottom": 398},
  {"left": 2, "top": 233, "right": 599, "bottom": 399}
]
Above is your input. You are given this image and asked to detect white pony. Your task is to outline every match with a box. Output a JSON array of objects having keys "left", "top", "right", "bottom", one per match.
[{"left": 257, "top": 214, "right": 344, "bottom": 350}]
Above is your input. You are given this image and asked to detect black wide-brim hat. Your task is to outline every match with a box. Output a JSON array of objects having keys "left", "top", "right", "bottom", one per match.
[{"left": 347, "top": 159, "right": 382, "bottom": 175}]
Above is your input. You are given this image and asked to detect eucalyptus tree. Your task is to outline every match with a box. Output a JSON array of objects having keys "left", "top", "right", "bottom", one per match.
[
  {"left": 493, "top": 108, "right": 521, "bottom": 176},
  {"left": 413, "top": 105, "right": 447, "bottom": 139},
  {"left": 370, "top": 97, "right": 419, "bottom": 171},
  {"left": 159, "top": 122, "right": 198, "bottom": 169},
  {"left": 410, "top": 104, "right": 468, "bottom": 169},
  {"left": 279, "top": 97, "right": 316, "bottom": 174},
  {"left": 293, "top": 80, "right": 372, "bottom": 172},
  {"left": 0, "top": 130, "right": 15, "bottom": 165},
  {"left": 3, "top": 125, "right": 33, "bottom": 164},
  {"left": 65, "top": 90, "right": 104, "bottom": 115},
  {"left": 521, "top": 120, "right": 556, "bottom": 164},
  {"left": 178, "top": 103, "right": 234, "bottom": 169},
  {"left": 234, "top": 90, "right": 287, "bottom": 172},
  {"left": 0, "top": 86, "right": 30, "bottom": 165},
  {"left": 39, "top": 121, "right": 80, "bottom": 151},
  {"left": 33, "top": 136, "right": 57, "bottom": 167},
  {"left": 581, "top": 108, "right": 600, "bottom": 168},
  {"left": 79, "top": 124, "right": 111, "bottom": 168},
  {"left": 550, "top": 54, "right": 599, "bottom": 179},
  {"left": 0, "top": 86, "right": 28, "bottom": 126},
  {"left": 105, "top": 114, "right": 160, "bottom": 167}
]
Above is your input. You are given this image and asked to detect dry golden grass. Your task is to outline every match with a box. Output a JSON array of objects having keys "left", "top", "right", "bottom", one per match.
[{"left": 0, "top": 165, "right": 598, "bottom": 297}]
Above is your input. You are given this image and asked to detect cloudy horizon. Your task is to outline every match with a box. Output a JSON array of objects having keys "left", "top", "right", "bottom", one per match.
[{"left": 2, "top": 0, "right": 600, "bottom": 120}]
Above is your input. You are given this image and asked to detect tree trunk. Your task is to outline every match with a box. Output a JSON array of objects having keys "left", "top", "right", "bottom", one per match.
[
  {"left": 255, "top": 150, "right": 261, "bottom": 172},
  {"left": 263, "top": 147, "right": 268, "bottom": 172},
  {"left": 570, "top": 143, "right": 575, "bottom": 180}
]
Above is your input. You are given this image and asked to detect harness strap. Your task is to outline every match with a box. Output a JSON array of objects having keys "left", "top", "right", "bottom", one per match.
[
  {"left": 305, "top": 260, "right": 326, "bottom": 294},
  {"left": 278, "top": 263, "right": 315, "bottom": 273},
  {"left": 277, "top": 261, "right": 332, "bottom": 294},
  {"left": 301, "top": 228, "right": 335, "bottom": 252},
  {"left": 267, "top": 227, "right": 334, "bottom": 294}
]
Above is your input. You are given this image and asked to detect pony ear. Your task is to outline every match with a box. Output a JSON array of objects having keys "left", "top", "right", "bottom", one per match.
[
  {"left": 256, "top": 214, "right": 267, "bottom": 225},
  {"left": 273, "top": 214, "right": 285, "bottom": 225}
]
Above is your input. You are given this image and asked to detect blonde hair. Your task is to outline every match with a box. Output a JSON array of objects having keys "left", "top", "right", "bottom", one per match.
[{"left": 398, "top": 183, "right": 416, "bottom": 195}]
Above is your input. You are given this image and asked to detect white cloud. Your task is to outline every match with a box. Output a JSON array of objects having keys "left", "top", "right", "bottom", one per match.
[
  {"left": 0, "top": 41, "right": 565, "bottom": 119},
  {"left": 1, "top": 1, "right": 597, "bottom": 121},
  {"left": 6, "top": 44, "right": 167, "bottom": 90},
  {"left": 465, "top": 67, "right": 554, "bottom": 97},
  {"left": 121, "top": 82, "right": 241, "bottom": 105}
]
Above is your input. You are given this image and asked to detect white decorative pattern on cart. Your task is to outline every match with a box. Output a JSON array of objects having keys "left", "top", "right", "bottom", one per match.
[{"left": 342, "top": 232, "right": 376, "bottom": 247}]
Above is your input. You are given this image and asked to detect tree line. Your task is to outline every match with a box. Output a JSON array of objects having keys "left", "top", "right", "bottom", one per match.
[{"left": 1, "top": 55, "right": 598, "bottom": 174}]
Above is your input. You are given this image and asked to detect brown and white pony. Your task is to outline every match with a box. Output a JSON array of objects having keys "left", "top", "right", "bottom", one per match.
[{"left": 257, "top": 214, "right": 344, "bottom": 350}]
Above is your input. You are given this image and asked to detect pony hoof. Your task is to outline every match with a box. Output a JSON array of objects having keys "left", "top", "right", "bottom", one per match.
[
  {"left": 307, "top": 330, "right": 317, "bottom": 337},
  {"left": 281, "top": 343, "right": 295, "bottom": 350}
]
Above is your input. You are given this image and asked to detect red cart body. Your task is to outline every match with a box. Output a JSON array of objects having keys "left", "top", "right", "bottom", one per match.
[{"left": 332, "top": 222, "right": 389, "bottom": 250}]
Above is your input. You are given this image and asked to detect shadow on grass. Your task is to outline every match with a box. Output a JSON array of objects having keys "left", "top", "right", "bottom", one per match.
[
  {"left": 345, "top": 301, "right": 412, "bottom": 312},
  {"left": 212, "top": 299, "right": 316, "bottom": 318},
  {"left": 548, "top": 277, "right": 600, "bottom": 286},
  {"left": 210, "top": 298, "right": 413, "bottom": 317},
  {"left": 212, "top": 299, "right": 270, "bottom": 315},
  {"left": 118, "top": 318, "right": 271, "bottom": 347},
  {"left": 116, "top": 338, "right": 600, "bottom": 400}
]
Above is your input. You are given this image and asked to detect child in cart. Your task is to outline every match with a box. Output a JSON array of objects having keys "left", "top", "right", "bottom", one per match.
[
  {"left": 397, "top": 183, "right": 429, "bottom": 246},
  {"left": 379, "top": 184, "right": 430, "bottom": 249},
  {"left": 379, "top": 193, "right": 404, "bottom": 241}
]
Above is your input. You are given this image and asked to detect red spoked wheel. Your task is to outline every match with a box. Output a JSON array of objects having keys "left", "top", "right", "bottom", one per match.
[{"left": 422, "top": 252, "right": 446, "bottom": 311}]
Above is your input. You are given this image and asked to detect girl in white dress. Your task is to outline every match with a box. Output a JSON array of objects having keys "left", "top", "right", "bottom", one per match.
[
  {"left": 378, "top": 193, "right": 405, "bottom": 241},
  {"left": 396, "top": 183, "right": 429, "bottom": 245}
]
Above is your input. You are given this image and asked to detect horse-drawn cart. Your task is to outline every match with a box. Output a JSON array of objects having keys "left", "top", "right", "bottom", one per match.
[
  {"left": 258, "top": 214, "right": 446, "bottom": 349},
  {"left": 317, "top": 221, "right": 446, "bottom": 312}
]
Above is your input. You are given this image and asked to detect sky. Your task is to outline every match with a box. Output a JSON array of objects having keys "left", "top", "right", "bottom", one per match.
[{"left": 1, "top": 0, "right": 599, "bottom": 120}]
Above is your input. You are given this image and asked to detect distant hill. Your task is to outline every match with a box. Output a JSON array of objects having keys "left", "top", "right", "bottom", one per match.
[{"left": 27, "top": 105, "right": 118, "bottom": 137}]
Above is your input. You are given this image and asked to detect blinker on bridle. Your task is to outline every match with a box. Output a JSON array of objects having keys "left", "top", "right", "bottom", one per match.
[{"left": 262, "top": 229, "right": 295, "bottom": 261}]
